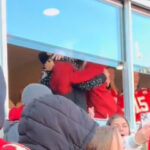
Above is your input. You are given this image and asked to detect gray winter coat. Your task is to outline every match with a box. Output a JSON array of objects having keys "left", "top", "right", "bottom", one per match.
[{"left": 19, "top": 94, "right": 98, "bottom": 150}]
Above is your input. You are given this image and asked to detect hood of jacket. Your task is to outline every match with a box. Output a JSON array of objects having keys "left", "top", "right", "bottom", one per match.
[
  {"left": 19, "top": 87, "right": 98, "bottom": 150},
  {"left": 22, "top": 83, "right": 52, "bottom": 106}
]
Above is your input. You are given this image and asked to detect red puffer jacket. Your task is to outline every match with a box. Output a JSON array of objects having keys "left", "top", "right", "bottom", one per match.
[
  {"left": 50, "top": 61, "right": 119, "bottom": 118},
  {"left": 50, "top": 61, "right": 105, "bottom": 94},
  {"left": 86, "top": 83, "right": 118, "bottom": 118}
]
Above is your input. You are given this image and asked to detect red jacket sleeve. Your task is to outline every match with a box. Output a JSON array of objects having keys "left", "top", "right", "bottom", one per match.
[
  {"left": 148, "top": 139, "right": 150, "bottom": 150},
  {"left": 71, "top": 62, "right": 106, "bottom": 84},
  {"left": 50, "top": 61, "right": 106, "bottom": 94}
]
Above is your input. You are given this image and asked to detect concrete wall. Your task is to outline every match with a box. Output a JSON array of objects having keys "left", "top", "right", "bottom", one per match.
[
  {"left": 115, "top": 70, "right": 150, "bottom": 93},
  {"left": 8, "top": 44, "right": 42, "bottom": 105}
]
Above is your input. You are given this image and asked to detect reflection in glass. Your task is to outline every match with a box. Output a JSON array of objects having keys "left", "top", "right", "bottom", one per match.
[{"left": 132, "top": 12, "right": 150, "bottom": 71}]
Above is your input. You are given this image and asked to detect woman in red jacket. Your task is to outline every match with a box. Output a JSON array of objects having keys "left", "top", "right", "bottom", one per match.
[{"left": 50, "top": 61, "right": 122, "bottom": 118}]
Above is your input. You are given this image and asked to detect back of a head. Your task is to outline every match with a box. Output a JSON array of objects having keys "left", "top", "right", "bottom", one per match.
[
  {"left": 86, "top": 126, "right": 122, "bottom": 150},
  {"left": 0, "top": 66, "right": 6, "bottom": 128},
  {"left": 22, "top": 83, "right": 52, "bottom": 106}
]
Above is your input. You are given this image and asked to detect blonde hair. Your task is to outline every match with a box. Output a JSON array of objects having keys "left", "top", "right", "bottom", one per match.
[{"left": 86, "top": 126, "right": 122, "bottom": 150}]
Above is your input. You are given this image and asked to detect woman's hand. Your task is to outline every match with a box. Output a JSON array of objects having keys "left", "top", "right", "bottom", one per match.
[{"left": 135, "top": 123, "right": 150, "bottom": 144}]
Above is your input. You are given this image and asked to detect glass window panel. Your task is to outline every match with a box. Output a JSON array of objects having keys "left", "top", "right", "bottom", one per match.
[
  {"left": 132, "top": 12, "right": 150, "bottom": 72},
  {"left": 7, "top": 0, "right": 121, "bottom": 63}
]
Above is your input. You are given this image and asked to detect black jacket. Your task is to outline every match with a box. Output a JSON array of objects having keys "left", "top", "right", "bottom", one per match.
[{"left": 19, "top": 94, "right": 98, "bottom": 150}]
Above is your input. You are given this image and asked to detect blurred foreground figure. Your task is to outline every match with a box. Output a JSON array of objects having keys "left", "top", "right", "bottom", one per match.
[
  {"left": 0, "top": 66, "right": 30, "bottom": 149},
  {"left": 0, "top": 66, "right": 6, "bottom": 129},
  {"left": 18, "top": 83, "right": 123, "bottom": 150}
]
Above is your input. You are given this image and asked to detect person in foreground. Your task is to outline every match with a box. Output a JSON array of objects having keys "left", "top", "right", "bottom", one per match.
[
  {"left": 0, "top": 66, "right": 30, "bottom": 150},
  {"left": 87, "top": 125, "right": 123, "bottom": 150},
  {"left": 107, "top": 114, "right": 130, "bottom": 137},
  {"left": 18, "top": 84, "right": 150, "bottom": 150},
  {"left": 107, "top": 114, "right": 150, "bottom": 149},
  {"left": 18, "top": 83, "right": 123, "bottom": 150}
]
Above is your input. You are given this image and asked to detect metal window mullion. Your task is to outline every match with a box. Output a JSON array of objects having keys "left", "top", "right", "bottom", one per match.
[
  {"left": 122, "top": 0, "right": 136, "bottom": 131},
  {"left": 0, "top": 0, "right": 9, "bottom": 122}
]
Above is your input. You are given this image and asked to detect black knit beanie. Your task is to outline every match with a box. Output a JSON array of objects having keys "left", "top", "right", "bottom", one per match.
[{"left": 38, "top": 52, "right": 50, "bottom": 64}]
